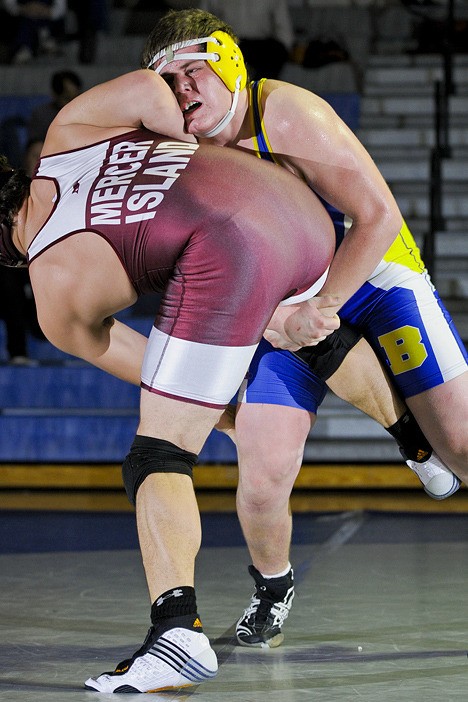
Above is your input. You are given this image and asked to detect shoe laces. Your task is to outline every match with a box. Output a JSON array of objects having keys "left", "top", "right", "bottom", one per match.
[
  {"left": 243, "top": 587, "right": 294, "bottom": 630},
  {"left": 112, "top": 627, "right": 156, "bottom": 673}
]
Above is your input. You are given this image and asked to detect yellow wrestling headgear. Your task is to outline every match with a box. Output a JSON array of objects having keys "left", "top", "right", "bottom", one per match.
[
  {"left": 149, "top": 31, "right": 247, "bottom": 94},
  {"left": 148, "top": 31, "right": 247, "bottom": 137},
  {"left": 205, "top": 31, "right": 247, "bottom": 93}
]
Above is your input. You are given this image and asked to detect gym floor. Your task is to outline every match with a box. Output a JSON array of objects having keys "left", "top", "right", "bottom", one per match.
[{"left": 1, "top": 509, "right": 468, "bottom": 701}]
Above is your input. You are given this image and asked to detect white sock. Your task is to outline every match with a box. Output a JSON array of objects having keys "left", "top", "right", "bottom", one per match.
[{"left": 260, "top": 562, "right": 292, "bottom": 579}]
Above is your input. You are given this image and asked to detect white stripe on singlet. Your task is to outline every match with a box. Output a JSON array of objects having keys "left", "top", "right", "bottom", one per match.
[
  {"left": 141, "top": 327, "right": 258, "bottom": 406},
  {"left": 278, "top": 268, "right": 329, "bottom": 306}
]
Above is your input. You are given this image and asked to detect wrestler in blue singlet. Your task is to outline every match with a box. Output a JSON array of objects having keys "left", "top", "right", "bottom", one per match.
[{"left": 240, "top": 80, "right": 468, "bottom": 411}]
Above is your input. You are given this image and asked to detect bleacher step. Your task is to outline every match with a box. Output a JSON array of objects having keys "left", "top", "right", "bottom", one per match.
[
  {"left": 377, "top": 157, "right": 468, "bottom": 183},
  {"left": 359, "top": 127, "right": 468, "bottom": 149}
]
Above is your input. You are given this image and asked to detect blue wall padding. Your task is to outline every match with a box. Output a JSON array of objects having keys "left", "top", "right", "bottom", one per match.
[
  {"left": 0, "top": 415, "right": 237, "bottom": 461},
  {"left": 0, "top": 366, "right": 139, "bottom": 408}
]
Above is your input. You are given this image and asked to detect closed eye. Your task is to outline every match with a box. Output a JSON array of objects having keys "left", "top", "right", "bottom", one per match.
[
  {"left": 186, "top": 59, "right": 207, "bottom": 74},
  {"left": 162, "top": 74, "right": 174, "bottom": 88}
]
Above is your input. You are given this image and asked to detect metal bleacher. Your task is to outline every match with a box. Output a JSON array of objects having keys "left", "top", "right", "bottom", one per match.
[{"left": 0, "top": 1, "right": 467, "bottom": 512}]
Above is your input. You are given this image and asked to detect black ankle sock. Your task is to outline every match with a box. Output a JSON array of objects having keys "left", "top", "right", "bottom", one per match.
[
  {"left": 150, "top": 586, "right": 203, "bottom": 633},
  {"left": 386, "top": 410, "right": 432, "bottom": 462},
  {"left": 248, "top": 565, "right": 294, "bottom": 602}
]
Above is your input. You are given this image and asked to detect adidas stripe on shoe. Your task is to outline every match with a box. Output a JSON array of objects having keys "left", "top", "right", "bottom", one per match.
[{"left": 84, "top": 626, "right": 218, "bottom": 693}]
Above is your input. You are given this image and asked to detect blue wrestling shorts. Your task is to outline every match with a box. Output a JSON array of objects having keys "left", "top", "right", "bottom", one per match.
[
  {"left": 238, "top": 337, "right": 328, "bottom": 413},
  {"left": 239, "top": 270, "right": 468, "bottom": 412}
]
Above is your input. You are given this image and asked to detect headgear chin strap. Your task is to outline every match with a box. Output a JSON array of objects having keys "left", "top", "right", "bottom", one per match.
[
  {"left": 200, "top": 74, "right": 242, "bottom": 137},
  {"left": 149, "top": 31, "right": 247, "bottom": 138}
]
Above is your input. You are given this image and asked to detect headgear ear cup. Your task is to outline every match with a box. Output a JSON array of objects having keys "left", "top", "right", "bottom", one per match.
[
  {"left": 206, "top": 31, "right": 247, "bottom": 93},
  {"left": 149, "top": 31, "right": 247, "bottom": 137}
]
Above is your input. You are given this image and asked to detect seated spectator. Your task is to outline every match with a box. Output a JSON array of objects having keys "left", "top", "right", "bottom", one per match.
[
  {"left": 124, "top": 0, "right": 172, "bottom": 36},
  {"left": 197, "top": 0, "right": 294, "bottom": 79},
  {"left": 0, "top": 265, "right": 30, "bottom": 364},
  {"left": 3, "top": 0, "right": 67, "bottom": 64},
  {"left": 0, "top": 114, "right": 27, "bottom": 170},
  {"left": 0, "top": 70, "right": 81, "bottom": 363},
  {"left": 24, "top": 70, "right": 82, "bottom": 176},
  {"left": 68, "top": 0, "right": 110, "bottom": 64},
  {"left": 402, "top": 0, "right": 468, "bottom": 54}
]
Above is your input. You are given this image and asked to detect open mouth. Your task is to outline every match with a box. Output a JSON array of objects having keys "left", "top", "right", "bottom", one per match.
[{"left": 183, "top": 101, "right": 202, "bottom": 115}]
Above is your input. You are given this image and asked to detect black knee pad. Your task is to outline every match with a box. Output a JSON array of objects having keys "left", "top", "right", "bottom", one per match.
[
  {"left": 293, "top": 321, "right": 362, "bottom": 381},
  {"left": 122, "top": 435, "right": 198, "bottom": 505}
]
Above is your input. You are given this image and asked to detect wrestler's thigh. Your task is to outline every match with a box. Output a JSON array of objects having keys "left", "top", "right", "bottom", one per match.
[
  {"left": 138, "top": 390, "right": 224, "bottom": 454},
  {"left": 238, "top": 338, "right": 328, "bottom": 413},
  {"left": 141, "top": 325, "right": 257, "bottom": 407},
  {"left": 154, "top": 220, "right": 319, "bottom": 348},
  {"left": 141, "top": 219, "right": 323, "bottom": 407},
  {"left": 235, "top": 339, "right": 321, "bottom": 469},
  {"left": 235, "top": 402, "right": 314, "bottom": 476},
  {"left": 343, "top": 276, "right": 468, "bottom": 398},
  {"left": 406, "top": 370, "right": 468, "bottom": 455}
]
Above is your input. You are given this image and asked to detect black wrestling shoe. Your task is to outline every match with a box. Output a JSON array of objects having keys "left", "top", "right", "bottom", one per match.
[{"left": 236, "top": 565, "right": 294, "bottom": 648}]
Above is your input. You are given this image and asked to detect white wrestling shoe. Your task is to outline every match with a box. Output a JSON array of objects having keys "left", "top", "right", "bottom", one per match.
[
  {"left": 404, "top": 450, "right": 461, "bottom": 500},
  {"left": 84, "top": 626, "right": 218, "bottom": 693}
]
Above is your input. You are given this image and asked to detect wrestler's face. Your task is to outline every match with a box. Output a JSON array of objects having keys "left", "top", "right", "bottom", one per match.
[{"left": 155, "top": 45, "right": 232, "bottom": 136}]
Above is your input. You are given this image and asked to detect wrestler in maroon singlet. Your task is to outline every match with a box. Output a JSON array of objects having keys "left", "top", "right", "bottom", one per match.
[{"left": 30, "top": 129, "right": 334, "bottom": 405}]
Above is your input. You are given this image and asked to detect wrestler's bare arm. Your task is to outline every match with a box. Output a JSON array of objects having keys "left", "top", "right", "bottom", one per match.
[
  {"left": 43, "top": 310, "right": 146, "bottom": 386},
  {"left": 44, "top": 70, "right": 195, "bottom": 153},
  {"left": 29, "top": 244, "right": 146, "bottom": 385},
  {"left": 76, "top": 318, "right": 147, "bottom": 386},
  {"left": 261, "top": 82, "right": 402, "bottom": 308}
]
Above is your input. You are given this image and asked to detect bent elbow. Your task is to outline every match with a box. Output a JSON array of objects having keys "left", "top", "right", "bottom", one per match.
[
  {"left": 37, "top": 313, "right": 84, "bottom": 359},
  {"left": 388, "top": 208, "right": 404, "bottom": 243},
  {"left": 374, "top": 199, "right": 403, "bottom": 245}
]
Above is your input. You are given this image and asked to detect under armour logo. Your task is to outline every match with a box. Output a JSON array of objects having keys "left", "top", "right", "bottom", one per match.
[
  {"left": 156, "top": 588, "right": 183, "bottom": 606},
  {"left": 72, "top": 181, "right": 80, "bottom": 193}
]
